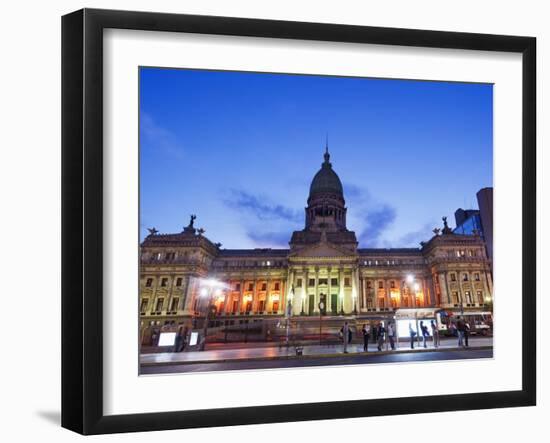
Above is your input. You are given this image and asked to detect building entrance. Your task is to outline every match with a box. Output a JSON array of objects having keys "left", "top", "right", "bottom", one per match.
[{"left": 331, "top": 293, "right": 338, "bottom": 313}]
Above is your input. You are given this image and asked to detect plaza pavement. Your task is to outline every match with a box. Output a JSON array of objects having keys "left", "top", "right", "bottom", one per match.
[{"left": 140, "top": 336, "right": 493, "bottom": 367}]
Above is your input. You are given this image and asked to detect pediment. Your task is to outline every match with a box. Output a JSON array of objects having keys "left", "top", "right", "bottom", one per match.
[{"left": 290, "top": 242, "right": 356, "bottom": 258}]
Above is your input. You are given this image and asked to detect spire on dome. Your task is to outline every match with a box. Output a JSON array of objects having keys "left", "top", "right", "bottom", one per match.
[{"left": 324, "top": 134, "right": 330, "bottom": 164}]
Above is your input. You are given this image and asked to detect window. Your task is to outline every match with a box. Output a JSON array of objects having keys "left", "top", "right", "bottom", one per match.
[
  {"left": 258, "top": 300, "right": 266, "bottom": 312},
  {"left": 248, "top": 283, "right": 254, "bottom": 291},
  {"left": 452, "top": 292, "right": 459, "bottom": 305},
  {"left": 463, "top": 273, "right": 469, "bottom": 282},
  {"left": 318, "top": 278, "right": 327, "bottom": 285},
  {"left": 390, "top": 281, "right": 395, "bottom": 289},
  {"left": 475, "top": 273, "right": 480, "bottom": 281},
  {"left": 232, "top": 299, "right": 238, "bottom": 313},
  {"left": 155, "top": 298, "right": 164, "bottom": 312},
  {"left": 176, "top": 277, "right": 183, "bottom": 286},
  {"left": 160, "top": 278, "right": 168, "bottom": 287},
  {"left": 378, "top": 298, "right": 385, "bottom": 308},
  {"left": 262, "top": 283, "right": 267, "bottom": 291},
  {"left": 477, "top": 291, "right": 484, "bottom": 304},
  {"left": 165, "top": 252, "right": 175, "bottom": 260},
  {"left": 235, "top": 283, "right": 241, "bottom": 291},
  {"left": 274, "top": 282, "right": 280, "bottom": 290},
  {"left": 366, "top": 298, "right": 373, "bottom": 309},
  {"left": 465, "top": 291, "right": 472, "bottom": 304},
  {"left": 366, "top": 280, "right": 372, "bottom": 289},
  {"left": 331, "top": 278, "right": 338, "bottom": 286},
  {"left": 344, "top": 278, "right": 351, "bottom": 287},
  {"left": 140, "top": 298, "right": 148, "bottom": 312},
  {"left": 378, "top": 281, "right": 383, "bottom": 289},
  {"left": 170, "top": 297, "right": 179, "bottom": 311},
  {"left": 145, "top": 278, "right": 153, "bottom": 287},
  {"left": 272, "top": 300, "right": 279, "bottom": 311},
  {"left": 296, "top": 278, "right": 302, "bottom": 288},
  {"left": 308, "top": 279, "right": 315, "bottom": 287},
  {"left": 450, "top": 273, "right": 457, "bottom": 282}
]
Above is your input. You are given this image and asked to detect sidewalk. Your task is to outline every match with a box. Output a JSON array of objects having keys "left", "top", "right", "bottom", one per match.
[{"left": 140, "top": 337, "right": 493, "bottom": 367}]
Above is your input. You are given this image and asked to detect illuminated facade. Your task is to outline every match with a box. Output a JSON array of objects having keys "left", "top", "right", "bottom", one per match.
[{"left": 139, "top": 148, "right": 493, "bottom": 343}]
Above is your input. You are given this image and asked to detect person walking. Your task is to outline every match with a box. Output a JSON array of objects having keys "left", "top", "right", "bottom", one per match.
[
  {"left": 430, "top": 320, "right": 440, "bottom": 348},
  {"left": 376, "top": 322, "right": 386, "bottom": 351},
  {"left": 372, "top": 323, "right": 378, "bottom": 343},
  {"left": 362, "top": 323, "right": 371, "bottom": 352},
  {"left": 173, "top": 326, "right": 184, "bottom": 352},
  {"left": 342, "top": 321, "right": 350, "bottom": 353},
  {"left": 456, "top": 316, "right": 466, "bottom": 347},
  {"left": 409, "top": 322, "right": 417, "bottom": 349},
  {"left": 387, "top": 322, "right": 396, "bottom": 350},
  {"left": 420, "top": 321, "right": 429, "bottom": 348},
  {"left": 464, "top": 320, "right": 470, "bottom": 347}
]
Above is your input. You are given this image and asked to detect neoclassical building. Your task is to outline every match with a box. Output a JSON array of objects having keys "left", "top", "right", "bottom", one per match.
[{"left": 140, "top": 148, "right": 493, "bottom": 343}]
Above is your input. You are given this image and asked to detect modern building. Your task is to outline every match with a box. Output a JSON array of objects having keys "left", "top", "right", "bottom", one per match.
[
  {"left": 139, "top": 148, "right": 493, "bottom": 345},
  {"left": 453, "top": 187, "right": 493, "bottom": 263}
]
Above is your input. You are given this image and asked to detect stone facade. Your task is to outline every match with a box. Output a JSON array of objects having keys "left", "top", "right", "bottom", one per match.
[{"left": 139, "top": 149, "right": 493, "bottom": 343}]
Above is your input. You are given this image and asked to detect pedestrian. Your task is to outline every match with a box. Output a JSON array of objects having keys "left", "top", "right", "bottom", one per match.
[
  {"left": 348, "top": 325, "right": 353, "bottom": 345},
  {"left": 456, "top": 316, "right": 466, "bottom": 347},
  {"left": 409, "top": 322, "right": 417, "bottom": 349},
  {"left": 362, "top": 323, "right": 371, "bottom": 351},
  {"left": 420, "top": 321, "right": 429, "bottom": 348},
  {"left": 173, "top": 326, "right": 184, "bottom": 352},
  {"left": 342, "top": 321, "right": 349, "bottom": 353},
  {"left": 372, "top": 324, "right": 378, "bottom": 343},
  {"left": 387, "top": 322, "right": 396, "bottom": 350},
  {"left": 377, "top": 322, "right": 386, "bottom": 351},
  {"left": 464, "top": 320, "right": 470, "bottom": 347},
  {"left": 430, "top": 320, "right": 440, "bottom": 348}
]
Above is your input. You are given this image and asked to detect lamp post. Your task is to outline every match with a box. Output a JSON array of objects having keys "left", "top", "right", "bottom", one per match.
[
  {"left": 286, "top": 286, "right": 294, "bottom": 347},
  {"left": 199, "top": 278, "right": 225, "bottom": 351},
  {"left": 318, "top": 300, "right": 325, "bottom": 345},
  {"left": 407, "top": 274, "right": 421, "bottom": 345}
]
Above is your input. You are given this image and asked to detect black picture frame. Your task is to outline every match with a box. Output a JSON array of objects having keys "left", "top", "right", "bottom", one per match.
[{"left": 61, "top": 8, "right": 536, "bottom": 435}]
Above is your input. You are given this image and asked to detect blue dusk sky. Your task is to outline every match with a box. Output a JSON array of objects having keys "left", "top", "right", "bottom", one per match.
[{"left": 139, "top": 67, "right": 493, "bottom": 249}]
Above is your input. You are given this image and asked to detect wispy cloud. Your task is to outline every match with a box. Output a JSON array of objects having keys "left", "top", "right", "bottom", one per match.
[
  {"left": 141, "top": 112, "right": 185, "bottom": 160},
  {"left": 223, "top": 189, "right": 301, "bottom": 248},
  {"left": 395, "top": 222, "right": 435, "bottom": 247},
  {"left": 224, "top": 189, "right": 302, "bottom": 223},
  {"left": 247, "top": 230, "right": 290, "bottom": 247},
  {"left": 358, "top": 205, "right": 397, "bottom": 247}
]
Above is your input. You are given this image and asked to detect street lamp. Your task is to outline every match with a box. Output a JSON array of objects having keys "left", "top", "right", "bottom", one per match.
[
  {"left": 198, "top": 278, "right": 226, "bottom": 351},
  {"left": 285, "top": 286, "right": 294, "bottom": 347}
]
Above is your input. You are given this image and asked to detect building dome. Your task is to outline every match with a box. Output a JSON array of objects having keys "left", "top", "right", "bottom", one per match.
[{"left": 309, "top": 148, "right": 344, "bottom": 197}]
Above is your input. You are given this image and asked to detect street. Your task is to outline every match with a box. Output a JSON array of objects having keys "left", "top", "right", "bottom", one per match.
[
  {"left": 140, "top": 336, "right": 493, "bottom": 375},
  {"left": 141, "top": 348, "right": 492, "bottom": 374}
]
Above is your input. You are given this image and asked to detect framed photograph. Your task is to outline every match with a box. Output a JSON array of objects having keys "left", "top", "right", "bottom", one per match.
[{"left": 62, "top": 8, "right": 536, "bottom": 435}]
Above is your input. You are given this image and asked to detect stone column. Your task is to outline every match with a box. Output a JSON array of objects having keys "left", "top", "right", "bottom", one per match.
[
  {"left": 327, "top": 267, "right": 332, "bottom": 314},
  {"left": 184, "top": 275, "right": 195, "bottom": 312},
  {"left": 439, "top": 272, "right": 449, "bottom": 305},
  {"left": 481, "top": 271, "right": 492, "bottom": 306},
  {"left": 384, "top": 279, "right": 391, "bottom": 309},
  {"left": 351, "top": 268, "right": 358, "bottom": 313},
  {"left": 265, "top": 277, "right": 271, "bottom": 312},
  {"left": 238, "top": 278, "right": 244, "bottom": 314},
  {"left": 313, "top": 267, "right": 319, "bottom": 314},
  {"left": 339, "top": 267, "right": 344, "bottom": 314},
  {"left": 253, "top": 276, "right": 258, "bottom": 313},
  {"left": 149, "top": 276, "right": 159, "bottom": 314}
]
